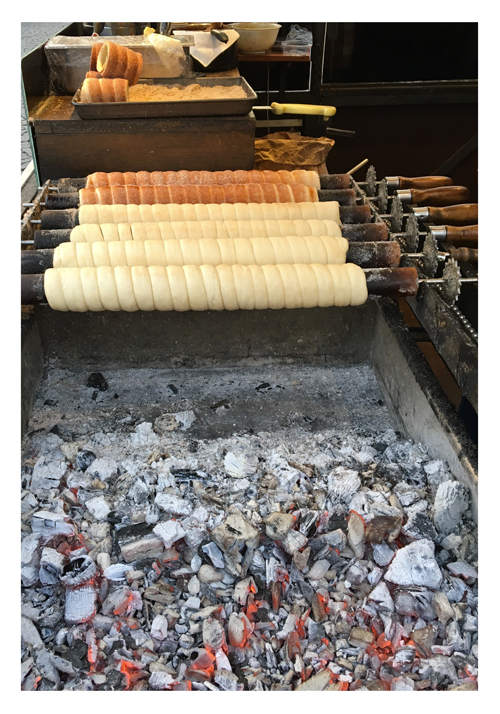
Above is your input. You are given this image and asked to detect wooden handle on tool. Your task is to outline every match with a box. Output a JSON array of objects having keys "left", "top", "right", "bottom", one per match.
[
  {"left": 270, "top": 102, "right": 336, "bottom": 118},
  {"left": 444, "top": 246, "right": 478, "bottom": 263},
  {"left": 347, "top": 242, "right": 401, "bottom": 268},
  {"left": 364, "top": 267, "right": 418, "bottom": 297},
  {"left": 444, "top": 225, "right": 478, "bottom": 246},
  {"left": 426, "top": 204, "right": 478, "bottom": 225},
  {"left": 398, "top": 176, "right": 453, "bottom": 190},
  {"left": 409, "top": 186, "right": 470, "bottom": 206}
]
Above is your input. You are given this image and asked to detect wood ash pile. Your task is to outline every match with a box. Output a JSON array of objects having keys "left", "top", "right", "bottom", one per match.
[{"left": 21, "top": 371, "right": 478, "bottom": 692}]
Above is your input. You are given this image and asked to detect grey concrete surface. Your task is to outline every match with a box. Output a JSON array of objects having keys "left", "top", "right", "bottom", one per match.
[{"left": 21, "top": 22, "right": 70, "bottom": 173}]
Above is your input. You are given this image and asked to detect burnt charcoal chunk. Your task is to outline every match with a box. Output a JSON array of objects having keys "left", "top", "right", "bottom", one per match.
[
  {"left": 102, "top": 669, "right": 126, "bottom": 691},
  {"left": 328, "top": 514, "right": 348, "bottom": 532},
  {"left": 86, "top": 372, "right": 108, "bottom": 391},
  {"left": 44, "top": 399, "right": 58, "bottom": 407},
  {"left": 168, "top": 384, "right": 179, "bottom": 394},
  {"left": 76, "top": 449, "right": 96, "bottom": 472},
  {"left": 255, "top": 382, "right": 271, "bottom": 391},
  {"left": 188, "top": 440, "right": 198, "bottom": 453}
]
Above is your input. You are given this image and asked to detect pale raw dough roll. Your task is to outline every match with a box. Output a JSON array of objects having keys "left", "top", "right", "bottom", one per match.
[
  {"left": 53, "top": 235, "right": 349, "bottom": 269},
  {"left": 44, "top": 264, "right": 367, "bottom": 312},
  {"left": 78, "top": 201, "right": 341, "bottom": 225},
  {"left": 70, "top": 218, "right": 342, "bottom": 243}
]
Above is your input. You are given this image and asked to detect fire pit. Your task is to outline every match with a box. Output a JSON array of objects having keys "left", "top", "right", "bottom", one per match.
[{"left": 20, "top": 299, "right": 477, "bottom": 691}]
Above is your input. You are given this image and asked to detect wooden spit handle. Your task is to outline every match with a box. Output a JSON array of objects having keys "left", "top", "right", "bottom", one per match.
[
  {"left": 443, "top": 225, "right": 478, "bottom": 247},
  {"left": 445, "top": 246, "right": 478, "bottom": 263},
  {"left": 21, "top": 267, "right": 420, "bottom": 304},
  {"left": 405, "top": 186, "right": 470, "bottom": 206},
  {"left": 398, "top": 176, "right": 453, "bottom": 190},
  {"left": 426, "top": 204, "right": 478, "bottom": 225}
]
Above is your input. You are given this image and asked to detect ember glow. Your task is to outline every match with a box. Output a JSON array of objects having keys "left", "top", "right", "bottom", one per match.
[{"left": 21, "top": 408, "right": 477, "bottom": 691}]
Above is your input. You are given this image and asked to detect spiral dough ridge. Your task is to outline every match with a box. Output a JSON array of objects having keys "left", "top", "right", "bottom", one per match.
[{"left": 44, "top": 264, "right": 368, "bottom": 312}]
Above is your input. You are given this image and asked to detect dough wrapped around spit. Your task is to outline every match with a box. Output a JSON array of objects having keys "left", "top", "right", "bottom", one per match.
[
  {"left": 70, "top": 218, "right": 342, "bottom": 243},
  {"left": 80, "top": 78, "right": 129, "bottom": 103},
  {"left": 45, "top": 263, "right": 368, "bottom": 312},
  {"left": 85, "top": 71, "right": 102, "bottom": 79},
  {"left": 78, "top": 183, "right": 318, "bottom": 206},
  {"left": 96, "top": 41, "right": 143, "bottom": 86},
  {"left": 79, "top": 201, "right": 341, "bottom": 225},
  {"left": 53, "top": 235, "right": 349, "bottom": 269},
  {"left": 86, "top": 170, "right": 321, "bottom": 189}
]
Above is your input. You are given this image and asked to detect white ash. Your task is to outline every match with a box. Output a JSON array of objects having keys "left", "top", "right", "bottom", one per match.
[{"left": 21, "top": 415, "right": 477, "bottom": 692}]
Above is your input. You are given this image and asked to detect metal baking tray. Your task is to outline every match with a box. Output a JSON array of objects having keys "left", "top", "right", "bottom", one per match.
[{"left": 71, "top": 76, "right": 257, "bottom": 119}]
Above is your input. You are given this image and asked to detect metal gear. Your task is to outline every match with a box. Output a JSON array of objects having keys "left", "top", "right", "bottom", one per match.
[
  {"left": 365, "top": 165, "right": 377, "bottom": 197},
  {"left": 377, "top": 179, "right": 388, "bottom": 214},
  {"left": 390, "top": 196, "right": 404, "bottom": 233},
  {"left": 421, "top": 233, "right": 439, "bottom": 277},
  {"left": 440, "top": 258, "right": 462, "bottom": 305},
  {"left": 404, "top": 214, "right": 420, "bottom": 253}
]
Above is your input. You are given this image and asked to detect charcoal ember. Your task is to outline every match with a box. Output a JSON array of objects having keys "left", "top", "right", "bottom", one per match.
[
  {"left": 85, "top": 495, "right": 111, "bottom": 521},
  {"left": 347, "top": 510, "right": 365, "bottom": 558},
  {"left": 151, "top": 614, "right": 169, "bottom": 641},
  {"left": 149, "top": 671, "right": 176, "bottom": 689},
  {"left": 365, "top": 514, "right": 402, "bottom": 544},
  {"left": 86, "top": 372, "right": 108, "bottom": 391},
  {"left": 414, "top": 590, "right": 437, "bottom": 621},
  {"left": 198, "top": 564, "right": 223, "bottom": 583},
  {"left": 203, "top": 616, "right": 226, "bottom": 651},
  {"left": 367, "top": 581, "right": 394, "bottom": 612},
  {"left": 446, "top": 561, "right": 478, "bottom": 579},
  {"left": 349, "top": 627, "right": 375, "bottom": 648},
  {"left": 21, "top": 533, "right": 42, "bottom": 568},
  {"left": 411, "top": 624, "right": 436, "bottom": 654},
  {"left": 307, "top": 559, "right": 330, "bottom": 580},
  {"left": 394, "top": 591, "right": 419, "bottom": 617},
  {"left": 30, "top": 454, "right": 67, "bottom": 490},
  {"left": 224, "top": 448, "right": 258, "bottom": 478},
  {"left": 432, "top": 591, "right": 455, "bottom": 625},
  {"left": 153, "top": 520, "right": 186, "bottom": 549},
  {"left": 31, "top": 511, "right": 75, "bottom": 537},
  {"left": 214, "top": 669, "right": 241, "bottom": 691},
  {"left": 64, "top": 585, "right": 96, "bottom": 624},
  {"left": 60, "top": 555, "right": 97, "bottom": 587},
  {"left": 328, "top": 467, "right": 361, "bottom": 504},
  {"left": 233, "top": 576, "right": 257, "bottom": 606},
  {"left": 76, "top": 449, "right": 97, "bottom": 472},
  {"left": 372, "top": 541, "right": 395, "bottom": 566},
  {"left": 201, "top": 541, "right": 225, "bottom": 568},
  {"left": 120, "top": 534, "right": 164, "bottom": 563},
  {"left": 293, "top": 546, "right": 311, "bottom": 572},
  {"left": 155, "top": 492, "right": 192, "bottom": 516},
  {"left": 264, "top": 512, "right": 295, "bottom": 540},
  {"left": 346, "top": 562, "right": 368, "bottom": 586},
  {"left": 86, "top": 456, "right": 117, "bottom": 482},
  {"left": 35, "top": 648, "right": 61, "bottom": 689},
  {"left": 433, "top": 480, "right": 469, "bottom": 535},
  {"left": 402, "top": 512, "right": 438, "bottom": 541},
  {"left": 21, "top": 615, "right": 43, "bottom": 647},
  {"left": 295, "top": 669, "right": 332, "bottom": 691},
  {"left": 385, "top": 539, "right": 442, "bottom": 588},
  {"left": 320, "top": 528, "right": 347, "bottom": 550},
  {"left": 211, "top": 512, "right": 260, "bottom": 553}
]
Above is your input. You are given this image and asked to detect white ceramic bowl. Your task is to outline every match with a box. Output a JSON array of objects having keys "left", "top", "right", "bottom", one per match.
[{"left": 231, "top": 23, "right": 281, "bottom": 53}]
